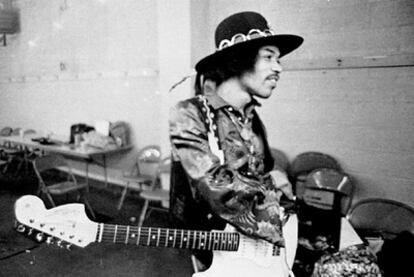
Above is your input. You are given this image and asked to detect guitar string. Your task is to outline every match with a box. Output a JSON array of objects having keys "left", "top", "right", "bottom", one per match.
[
  {"left": 98, "top": 226, "right": 278, "bottom": 254},
  {"left": 98, "top": 228, "right": 278, "bottom": 255},
  {"left": 98, "top": 225, "right": 239, "bottom": 251}
]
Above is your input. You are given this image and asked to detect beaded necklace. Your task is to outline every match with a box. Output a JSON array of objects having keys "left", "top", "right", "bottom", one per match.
[
  {"left": 198, "top": 95, "right": 262, "bottom": 176},
  {"left": 223, "top": 107, "right": 261, "bottom": 176},
  {"left": 198, "top": 95, "right": 224, "bottom": 165}
]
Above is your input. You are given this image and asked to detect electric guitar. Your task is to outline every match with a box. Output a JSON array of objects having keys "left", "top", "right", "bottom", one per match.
[{"left": 14, "top": 195, "right": 298, "bottom": 277}]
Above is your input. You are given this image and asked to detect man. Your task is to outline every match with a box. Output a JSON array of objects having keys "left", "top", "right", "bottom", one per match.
[{"left": 169, "top": 11, "right": 303, "bottom": 273}]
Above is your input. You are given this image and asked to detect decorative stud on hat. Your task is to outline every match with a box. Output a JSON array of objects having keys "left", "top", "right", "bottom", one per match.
[{"left": 195, "top": 11, "right": 304, "bottom": 72}]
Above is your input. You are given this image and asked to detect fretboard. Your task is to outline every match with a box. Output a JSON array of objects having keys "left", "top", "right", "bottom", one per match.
[{"left": 96, "top": 224, "right": 240, "bottom": 251}]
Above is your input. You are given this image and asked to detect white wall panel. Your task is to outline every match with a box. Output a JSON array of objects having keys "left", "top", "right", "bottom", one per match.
[{"left": 0, "top": 0, "right": 413, "bottom": 207}]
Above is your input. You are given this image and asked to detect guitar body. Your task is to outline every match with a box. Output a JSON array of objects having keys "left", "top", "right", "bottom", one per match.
[
  {"left": 194, "top": 254, "right": 282, "bottom": 277},
  {"left": 194, "top": 215, "right": 298, "bottom": 277}
]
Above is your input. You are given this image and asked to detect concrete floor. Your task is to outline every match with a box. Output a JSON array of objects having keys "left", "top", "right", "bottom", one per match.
[{"left": 0, "top": 174, "right": 194, "bottom": 277}]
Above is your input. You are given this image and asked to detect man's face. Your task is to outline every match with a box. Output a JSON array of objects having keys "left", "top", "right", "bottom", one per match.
[{"left": 240, "top": 45, "right": 282, "bottom": 99}]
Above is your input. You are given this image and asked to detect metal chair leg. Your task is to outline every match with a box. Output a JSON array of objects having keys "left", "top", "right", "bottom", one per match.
[
  {"left": 45, "top": 192, "right": 56, "bottom": 207},
  {"left": 82, "top": 196, "right": 96, "bottom": 220},
  {"left": 117, "top": 181, "right": 130, "bottom": 210},
  {"left": 138, "top": 199, "right": 149, "bottom": 227}
]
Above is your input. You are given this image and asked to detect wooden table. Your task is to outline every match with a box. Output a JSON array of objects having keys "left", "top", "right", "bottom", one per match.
[{"left": 0, "top": 135, "right": 132, "bottom": 186}]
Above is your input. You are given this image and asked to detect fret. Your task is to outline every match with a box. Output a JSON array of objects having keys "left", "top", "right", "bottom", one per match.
[
  {"left": 221, "top": 232, "right": 226, "bottom": 250},
  {"left": 202, "top": 231, "right": 207, "bottom": 250},
  {"left": 182, "top": 231, "right": 187, "bottom": 248},
  {"left": 217, "top": 232, "right": 222, "bottom": 250},
  {"left": 165, "top": 229, "right": 169, "bottom": 247},
  {"left": 192, "top": 231, "right": 197, "bottom": 249},
  {"left": 156, "top": 228, "right": 160, "bottom": 247},
  {"left": 113, "top": 225, "right": 118, "bottom": 243},
  {"left": 226, "top": 232, "right": 230, "bottom": 250},
  {"left": 179, "top": 230, "right": 183, "bottom": 248},
  {"left": 208, "top": 231, "right": 213, "bottom": 250},
  {"left": 217, "top": 232, "right": 221, "bottom": 250},
  {"left": 125, "top": 226, "right": 130, "bottom": 244},
  {"left": 172, "top": 229, "right": 177, "bottom": 248},
  {"left": 98, "top": 223, "right": 104, "bottom": 242},
  {"left": 186, "top": 230, "right": 190, "bottom": 249},
  {"left": 136, "top": 227, "right": 141, "bottom": 245},
  {"left": 168, "top": 230, "right": 174, "bottom": 247},
  {"left": 234, "top": 233, "right": 239, "bottom": 251},
  {"left": 226, "top": 233, "right": 229, "bottom": 250},
  {"left": 147, "top": 228, "right": 151, "bottom": 246},
  {"left": 204, "top": 232, "right": 208, "bottom": 250}
]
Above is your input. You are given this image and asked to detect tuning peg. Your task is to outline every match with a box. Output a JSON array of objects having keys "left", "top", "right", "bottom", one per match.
[
  {"left": 27, "top": 228, "right": 34, "bottom": 236},
  {"left": 16, "top": 224, "right": 26, "bottom": 233},
  {"left": 35, "top": 232, "right": 45, "bottom": 242},
  {"left": 56, "top": 240, "right": 63, "bottom": 247},
  {"left": 46, "top": 236, "right": 53, "bottom": 245},
  {"left": 65, "top": 244, "right": 72, "bottom": 251}
]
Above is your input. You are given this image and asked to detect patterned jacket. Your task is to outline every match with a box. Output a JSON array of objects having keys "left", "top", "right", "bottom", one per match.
[{"left": 169, "top": 93, "right": 292, "bottom": 246}]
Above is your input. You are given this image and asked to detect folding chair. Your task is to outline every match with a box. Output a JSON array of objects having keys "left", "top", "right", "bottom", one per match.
[
  {"left": 303, "top": 168, "right": 354, "bottom": 215},
  {"left": 346, "top": 198, "right": 414, "bottom": 240},
  {"left": 290, "top": 151, "right": 341, "bottom": 198},
  {"left": 117, "top": 145, "right": 161, "bottom": 210},
  {"left": 33, "top": 154, "right": 95, "bottom": 219},
  {"left": 137, "top": 157, "right": 171, "bottom": 227}
]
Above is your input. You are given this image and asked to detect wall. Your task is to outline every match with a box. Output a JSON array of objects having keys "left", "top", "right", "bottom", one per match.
[
  {"left": 196, "top": 0, "right": 414, "bottom": 206},
  {"left": 0, "top": 0, "right": 162, "bottom": 182},
  {"left": 0, "top": 0, "right": 413, "bottom": 207}
]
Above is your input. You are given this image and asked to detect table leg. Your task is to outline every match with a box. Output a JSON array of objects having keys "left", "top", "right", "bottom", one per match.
[
  {"left": 103, "top": 155, "right": 108, "bottom": 187},
  {"left": 85, "top": 161, "right": 89, "bottom": 188}
]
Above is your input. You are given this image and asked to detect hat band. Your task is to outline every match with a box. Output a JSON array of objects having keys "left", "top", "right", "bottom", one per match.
[{"left": 217, "top": 28, "right": 275, "bottom": 51}]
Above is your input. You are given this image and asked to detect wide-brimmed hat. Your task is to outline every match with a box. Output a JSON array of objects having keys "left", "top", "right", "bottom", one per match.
[{"left": 195, "top": 11, "right": 304, "bottom": 72}]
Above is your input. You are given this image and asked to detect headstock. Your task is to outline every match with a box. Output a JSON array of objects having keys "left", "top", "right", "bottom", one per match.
[{"left": 14, "top": 195, "right": 98, "bottom": 248}]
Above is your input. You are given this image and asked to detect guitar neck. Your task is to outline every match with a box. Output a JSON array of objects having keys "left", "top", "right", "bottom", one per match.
[{"left": 96, "top": 224, "right": 240, "bottom": 251}]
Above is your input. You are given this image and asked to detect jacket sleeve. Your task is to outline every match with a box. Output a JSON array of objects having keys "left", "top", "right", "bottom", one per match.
[{"left": 169, "top": 101, "right": 285, "bottom": 246}]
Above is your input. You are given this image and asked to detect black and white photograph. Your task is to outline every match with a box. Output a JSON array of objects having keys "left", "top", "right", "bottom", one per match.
[{"left": 0, "top": 0, "right": 413, "bottom": 276}]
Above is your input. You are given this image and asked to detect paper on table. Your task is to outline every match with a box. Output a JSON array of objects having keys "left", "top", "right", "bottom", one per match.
[
  {"left": 94, "top": 120, "right": 110, "bottom": 136},
  {"left": 340, "top": 218, "right": 364, "bottom": 250}
]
